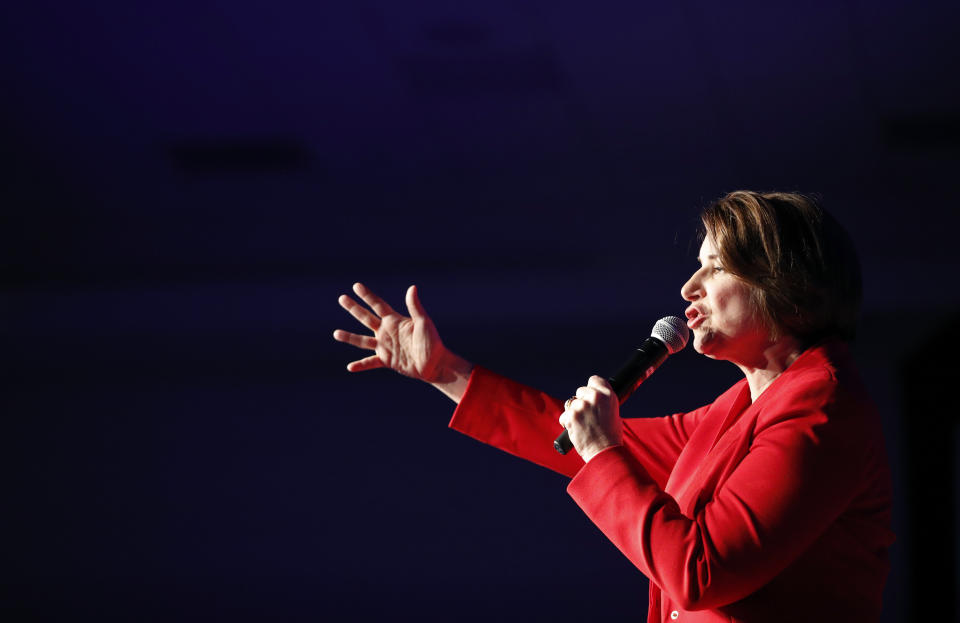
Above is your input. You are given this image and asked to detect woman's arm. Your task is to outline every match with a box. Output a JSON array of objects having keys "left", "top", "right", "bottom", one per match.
[
  {"left": 567, "top": 371, "right": 878, "bottom": 610},
  {"left": 335, "top": 283, "right": 702, "bottom": 479}
]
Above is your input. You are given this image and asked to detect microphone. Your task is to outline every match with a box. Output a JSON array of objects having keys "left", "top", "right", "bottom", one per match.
[{"left": 553, "top": 316, "right": 690, "bottom": 455}]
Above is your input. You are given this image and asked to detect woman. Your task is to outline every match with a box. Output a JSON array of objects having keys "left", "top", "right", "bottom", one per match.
[{"left": 333, "top": 191, "right": 894, "bottom": 622}]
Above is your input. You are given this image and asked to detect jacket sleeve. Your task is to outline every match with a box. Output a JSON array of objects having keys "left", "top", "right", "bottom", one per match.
[
  {"left": 566, "top": 369, "right": 871, "bottom": 610},
  {"left": 620, "top": 407, "right": 707, "bottom": 490},
  {"left": 448, "top": 366, "right": 584, "bottom": 477},
  {"left": 449, "top": 366, "right": 705, "bottom": 481}
]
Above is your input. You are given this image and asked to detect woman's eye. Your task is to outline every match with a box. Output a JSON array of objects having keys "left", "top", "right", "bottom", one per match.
[{"left": 712, "top": 266, "right": 724, "bottom": 273}]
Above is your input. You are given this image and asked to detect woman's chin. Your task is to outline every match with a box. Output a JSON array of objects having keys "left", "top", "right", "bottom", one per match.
[{"left": 693, "top": 331, "right": 721, "bottom": 359}]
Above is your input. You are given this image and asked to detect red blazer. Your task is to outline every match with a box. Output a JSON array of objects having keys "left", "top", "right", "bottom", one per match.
[{"left": 449, "top": 340, "right": 893, "bottom": 623}]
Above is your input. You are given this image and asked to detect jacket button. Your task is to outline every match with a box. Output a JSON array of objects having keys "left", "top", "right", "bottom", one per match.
[{"left": 670, "top": 611, "right": 679, "bottom": 620}]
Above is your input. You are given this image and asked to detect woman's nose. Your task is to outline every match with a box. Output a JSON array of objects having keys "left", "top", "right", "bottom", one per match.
[{"left": 681, "top": 271, "right": 702, "bottom": 301}]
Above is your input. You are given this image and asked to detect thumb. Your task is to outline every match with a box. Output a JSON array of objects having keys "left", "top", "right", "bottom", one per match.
[{"left": 405, "top": 285, "right": 429, "bottom": 320}]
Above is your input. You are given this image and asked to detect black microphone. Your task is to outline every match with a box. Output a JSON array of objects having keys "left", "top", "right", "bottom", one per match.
[{"left": 554, "top": 316, "right": 689, "bottom": 455}]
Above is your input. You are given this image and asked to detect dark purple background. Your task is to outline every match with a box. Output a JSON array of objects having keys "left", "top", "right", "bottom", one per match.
[{"left": 4, "top": 1, "right": 959, "bottom": 621}]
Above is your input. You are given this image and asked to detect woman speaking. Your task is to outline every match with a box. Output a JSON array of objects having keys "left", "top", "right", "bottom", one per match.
[{"left": 333, "top": 191, "right": 894, "bottom": 622}]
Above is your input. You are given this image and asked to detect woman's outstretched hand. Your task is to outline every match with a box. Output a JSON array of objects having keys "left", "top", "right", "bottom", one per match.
[{"left": 333, "top": 282, "right": 473, "bottom": 403}]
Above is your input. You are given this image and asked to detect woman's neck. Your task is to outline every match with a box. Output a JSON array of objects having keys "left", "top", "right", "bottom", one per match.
[{"left": 736, "top": 336, "right": 805, "bottom": 402}]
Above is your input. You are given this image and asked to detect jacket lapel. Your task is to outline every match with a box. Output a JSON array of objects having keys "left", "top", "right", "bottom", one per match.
[{"left": 665, "top": 381, "right": 750, "bottom": 512}]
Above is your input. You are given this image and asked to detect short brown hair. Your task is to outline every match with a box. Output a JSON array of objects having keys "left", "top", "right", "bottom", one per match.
[{"left": 700, "top": 191, "right": 862, "bottom": 343}]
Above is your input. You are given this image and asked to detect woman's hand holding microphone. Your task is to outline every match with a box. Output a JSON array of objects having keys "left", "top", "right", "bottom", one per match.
[{"left": 559, "top": 376, "right": 623, "bottom": 462}]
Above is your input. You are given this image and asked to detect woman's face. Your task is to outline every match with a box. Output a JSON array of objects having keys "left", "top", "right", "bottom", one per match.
[{"left": 681, "top": 236, "right": 770, "bottom": 364}]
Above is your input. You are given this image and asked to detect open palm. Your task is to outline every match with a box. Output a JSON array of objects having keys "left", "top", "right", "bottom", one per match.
[{"left": 333, "top": 282, "right": 447, "bottom": 382}]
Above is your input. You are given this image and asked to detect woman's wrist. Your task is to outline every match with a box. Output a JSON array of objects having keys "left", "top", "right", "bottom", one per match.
[
  {"left": 579, "top": 441, "right": 621, "bottom": 463},
  {"left": 429, "top": 349, "right": 474, "bottom": 404}
]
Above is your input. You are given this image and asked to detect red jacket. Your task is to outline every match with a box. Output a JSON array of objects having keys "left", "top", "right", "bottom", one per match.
[{"left": 449, "top": 340, "right": 893, "bottom": 622}]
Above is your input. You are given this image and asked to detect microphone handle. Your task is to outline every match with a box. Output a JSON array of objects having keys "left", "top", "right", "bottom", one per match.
[{"left": 553, "top": 338, "right": 668, "bottom": 455}]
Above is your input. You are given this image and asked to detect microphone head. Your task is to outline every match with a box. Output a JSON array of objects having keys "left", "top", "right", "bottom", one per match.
[{"left": 651, "top": 316, "right": 689, "bottom": 354}]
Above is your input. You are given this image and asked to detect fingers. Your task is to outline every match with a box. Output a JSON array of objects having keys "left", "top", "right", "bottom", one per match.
[
  {"left": 332, "top": 329, "right": 377, "bottom": 351},
  {"left": 346, "top": 354, "right": 385, "bottom": 372},
  {"left": 339, "top": 294, "right": 382, "bottom": 331},
  {"left": 561, "top": 391, "right": 590, "bottom": 429},
  {"left": 563, "top": 384, "right": 597, "bottom": 413},
  {"left": 405, "top": 285, "right": 429, "bottom": 321},
  {"left": 353, "top": 282, "right": 397, "bottom": 319},
  {"left": 575, "top": 385, "right": 598, "bottom": 403},
  {"left": 587, "top": 375, "right": 612, "bottom": 393},
  {"left": 561, "top": 375, "right": 608, "bottom": 419}
]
